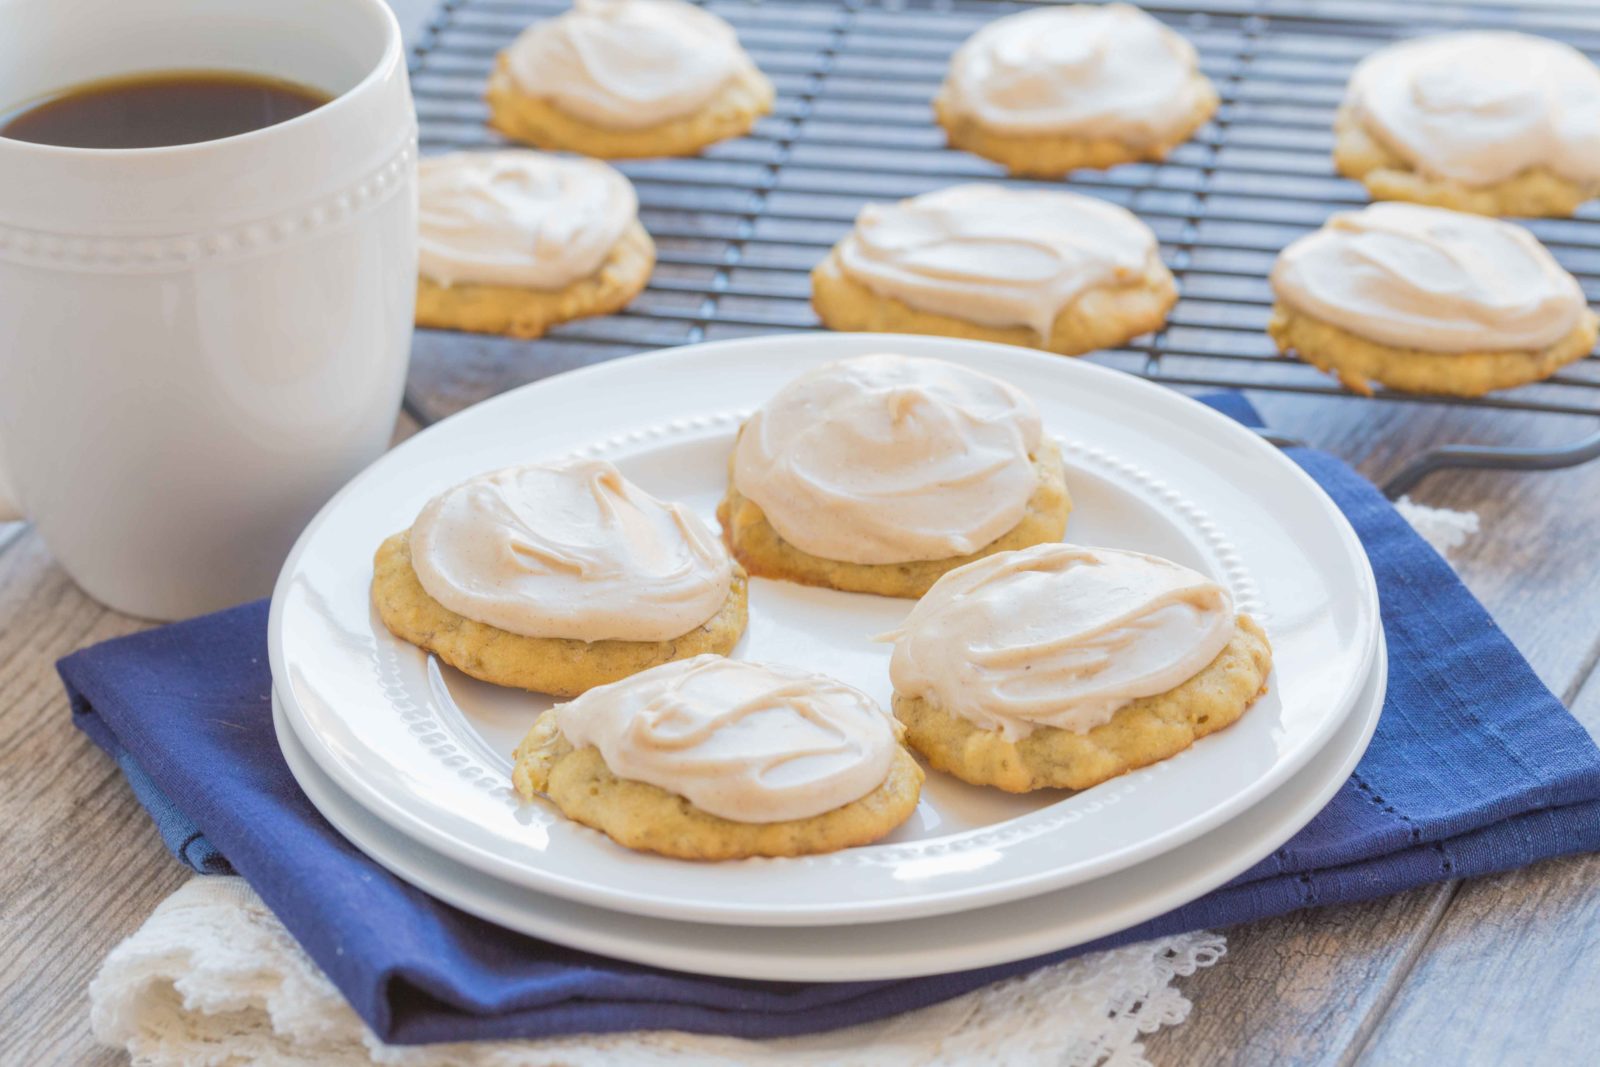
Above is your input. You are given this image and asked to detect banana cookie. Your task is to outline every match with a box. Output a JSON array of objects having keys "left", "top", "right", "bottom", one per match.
[
  {"left": 1269, "top": 204, "right": 1597, "bottom": 397},
  {"left": 374, "top": 458, "right": 747, "bottom": 696},
  {"left": 719, "top": 353, "right": 1071, "bottom": 599},
  {"left": 812, "top": 184, "right": 1176, "bottom": 357},
  {"left": 1333, "top": 32, "right": 1600, "bottom": 217},
  {"left": 486, "top": 0, "right": 773, "bottom": 158},
  {"left": 934, "top": 4, "right": 1217, "bottom": 176},
  {"left": 884, "top": 543, "right": 1271, "bottom": 793},
  {"left": 415, "top": 151, "right": 653, "bottom": 339},
  {"left": 513, "top": 655, "right": 923, "bottom": 860}
]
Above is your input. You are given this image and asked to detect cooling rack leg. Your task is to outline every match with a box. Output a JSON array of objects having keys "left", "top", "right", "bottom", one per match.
[{"left": 1381, "top": 428, "right": 1600, "bottom": 499}]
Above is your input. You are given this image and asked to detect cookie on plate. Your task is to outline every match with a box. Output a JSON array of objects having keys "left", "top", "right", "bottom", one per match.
[
  {"left": 885, "top": 543, "right": 1271, "bottom": 793},
  {"left": 1333, "top": 32, "right": 1600, "bottom": 218},
  {"left": 373, "top": 458, "right": 747, "bottom": 696},
  {"left": 512, "top": 655, "right": 924, "bottom": 860},
  {"left": 415, "top": 151, "right": 653, "bottom": 339},
  {"left": 485, "top": 0, "right": 774, "bottom": 159},
  {"left": 812, "top": 184, "right": 1176, "bottom": 357},
  {"left": 1269, "top": 203, "right": 1597, "bottom": 397},
  {"left": 933, "top": 4, "right": 1217, "bottom": 176},
  {"left": 719, "top": 353, "right": 1070, "bottom": 599}
]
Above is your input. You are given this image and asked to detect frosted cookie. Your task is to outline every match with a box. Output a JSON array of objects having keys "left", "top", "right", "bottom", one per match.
[
  {"left": 415, "top": 152, "right": 653, "bottom": 339},
  {"left": 1269, "top": 204, "right": 1597, "bottom": 397},
  {"left": 512, "top": 655, "right": 924, "bottom": 859},
  {"left": 373, "top": 459, "right": 747, "bottom": 696},
  {"left": 812, "top": 185, "right": 1176, "bottom": 357},
  {"left": 719, "top": 354, "right": 1070, "bottom": 599},
  {"left": 885, "top": 543, "right": 1271, "bottom": 793},
  {"left": 1334, "top": 33, "right": 1600, "bottom": 217},
  {"left": 486, "top": 0, "right": 774, "bottom": 158},
  {"left": 933, "top": 4, "right": 1218, "bottom": 176}
]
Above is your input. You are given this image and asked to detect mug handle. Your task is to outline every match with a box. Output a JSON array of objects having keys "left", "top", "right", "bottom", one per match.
[{"left": 0, "top": 442, "right": 22, "bottom": 521}]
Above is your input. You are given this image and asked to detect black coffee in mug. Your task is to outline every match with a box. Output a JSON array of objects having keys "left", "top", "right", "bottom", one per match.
[{"left": 0, "top": 69, "right": 330, "bottom": 149}]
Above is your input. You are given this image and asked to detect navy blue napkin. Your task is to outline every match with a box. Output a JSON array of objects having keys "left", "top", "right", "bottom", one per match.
[{"left": 60, "top": 395, "right": 1600, "bottom": 1046}]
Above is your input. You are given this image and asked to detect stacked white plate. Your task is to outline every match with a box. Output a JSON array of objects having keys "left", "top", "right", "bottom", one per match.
[{"left": 269, "top": 333, "right": 1385, "bottom": 981}]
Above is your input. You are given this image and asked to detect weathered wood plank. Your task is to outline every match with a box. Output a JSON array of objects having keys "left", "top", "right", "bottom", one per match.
[
  {"left": 1144, "top": 888, "right": 1453, "bottom": 1067},
  {"left": 0, "top": 534, "right": 178, "bottom": 1064},
  {"left": 1343, "top": 669, "right": 1600, "bottom": 1066},
  {"left": 1350, "top": 850, "right": 1600, "bottom": 1067}
]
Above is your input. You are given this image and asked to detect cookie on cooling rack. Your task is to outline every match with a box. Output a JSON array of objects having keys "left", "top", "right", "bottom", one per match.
[
  {"left": 884, "top": 543, "right": 1272, "bottom": 794},
  {"left": 933, "top": 4, "right": 1217, "bottom": 177},
  {"left": 1269, "top": 203, "right": 1597, "bottom": 397},
  {"left": 512, "top": 655, "right": 924, "bottom": 860},
  {"left": 1333, "top": 32, "right": 1600, "bottom": 218},
  {"left": 811, "top": 184, "right": 1176, "bottom": 357},
  {"left": 414, "top": 151, "right": 653, "bottom": 339},
  {"left": 373, "top": 458, "right": 747, "bottom": 697},
  {"left": 485, "top": 0, "right": 773, "bottom": 159},
  {"left": 718, "top": 353, "right": 1071, "bottom": 599}
]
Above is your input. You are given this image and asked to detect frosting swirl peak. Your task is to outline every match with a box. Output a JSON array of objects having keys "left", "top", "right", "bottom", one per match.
[
  {"left": 503, "top": 0, "right": 759, "bottom": 129},
  {"left": 1271, "top": 203, "right": 1586, "bottom": 352},
  {"left": 410, "top": 458, "right": 732, "bottom": 642},
  {"left": 886, "top": 544, "right": 1235, "bottom": 740},
  {"left": 733, "top": 354, "right": 1043, "bottom": 565},
  {"left": 833, "top": 184, "right": 1162, "bottom": 339},
  {"left": 418, "top": 152, "right": 635, "bottom": 289},
  {"left": 1343, "top": 32, "right": 1600, "bottom": 185},
  {"left": 938, "top": 4, "right": 1210, "bottom": 144},
  {"left": 556, "top": 656, "right": 899, "bottom": 823}
]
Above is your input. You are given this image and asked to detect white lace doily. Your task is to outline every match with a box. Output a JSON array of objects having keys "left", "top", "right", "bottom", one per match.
[
  {"left": 92, "top": 877, "right": 1223, "bottom": 1067},
  {"left": 1393, "top": 497, "right": 1480, "bottom": 556}
]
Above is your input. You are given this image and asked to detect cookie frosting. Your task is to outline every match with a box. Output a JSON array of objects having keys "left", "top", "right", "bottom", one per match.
[
  {"left": 555, "top": 655, "right": 899, "bottom": 823},
  {"left": 1343, "top": 32, "right": 1600, "bottom": 186},
  {"left": 832, "top": 184, "right": 1161, "bottom": 339},
  {"left": 1271, "top": 203, "right": 1586, "bottom": 352},
  {"left": 409, "top": 458, "right": 732, "bottom": 642},
  {"left": 938, "top": 4, "right": 1210, "bottom": 144},
  {"left": 502, "top": 0, "right": 759, "bottom": 129},
  {"left": 885, "top": 544, "right": 1234, "bottom": 740},
  {"left": 733, "top": 354, "right": 1044, "bottom": 565},
  {"left": 418, "top": 152, "right": 636, "bottom": 289}
]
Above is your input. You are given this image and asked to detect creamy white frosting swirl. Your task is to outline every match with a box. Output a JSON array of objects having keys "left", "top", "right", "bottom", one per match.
[
  {"left": 409, "top": 458, "right": 732, "bottom": 643},
  {"left": 556, "top": 655, "right": 899, "bottom": 823},
  {"left": 417, "top": 152, "right": 636, "bottom": 289},
  {"left": 1344, "top": 32, "right": 1600, "bottom": 186},
  {"left": 885, "top": 544, "right": 1234, "bottom": 740},
  {"left": 733, "top": 354, "right": 1043, "bottom": 566},
  {"left": 502, "top": 0, "right": 759, "bottom": 129},
  {"left": 1271, "top": 203, "right": 1586, "bottom": 352},
  {"left": 833, "top": 184, "right": 1161, "bottom": 339},
  {"left": 939, "top": 4, "right": 1210, "bottom": 144}
]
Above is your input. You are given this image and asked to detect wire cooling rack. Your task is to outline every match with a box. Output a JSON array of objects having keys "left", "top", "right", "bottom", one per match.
[{"left": 406, "top": 0, "right": 1600, "bottom": 493}]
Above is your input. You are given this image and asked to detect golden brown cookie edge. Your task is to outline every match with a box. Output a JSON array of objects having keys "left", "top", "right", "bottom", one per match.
[
  {"left": 485, "top": 56, "right": 774, "bottom": 159},
  {"left": 372, "top": 531, "right": 748, "bottom": 697},
  {"left": 810, "top": 249, "right": 1176, "bottom": 357},
  {"left": 718, "top": 438, "right": 1072, "bottom": 599},
  {"left": 514, "top": 706, "right": 926, "bottom": 861},
  {"left": 1268, "top": 301, "right": 1598, "bottom": 398},
  {"left": 416, "top": 220, "right": 655, "bottom": 339},
  {"left": 893, "top": 615, "right": 1272, "bottom": 793}
]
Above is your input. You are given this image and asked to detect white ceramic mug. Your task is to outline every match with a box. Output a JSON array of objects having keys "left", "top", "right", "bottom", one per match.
[{"left": 0, "top": 0, "right": 416, "bottom": 619}]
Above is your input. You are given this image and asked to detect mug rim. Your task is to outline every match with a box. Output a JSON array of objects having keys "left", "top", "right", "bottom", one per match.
[{"left": 0, "top": 0, "right": 403, "bottom": 161}]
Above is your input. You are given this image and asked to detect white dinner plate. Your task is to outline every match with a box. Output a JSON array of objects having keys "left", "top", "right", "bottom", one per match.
[
  {"left": 273, "top": 635, "right": 1384, "bottom": 981},
  {"left": 270, "top": 333, "right": 1381, "bottom": 927}
]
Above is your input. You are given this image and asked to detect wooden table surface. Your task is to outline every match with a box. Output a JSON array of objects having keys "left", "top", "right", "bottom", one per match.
[
  {"left": 7, "top": 1, "right": 1600, "bottom": 1060},
  {"left": 3, "top": 393, "right": 1598, "bottom": 1065}
]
